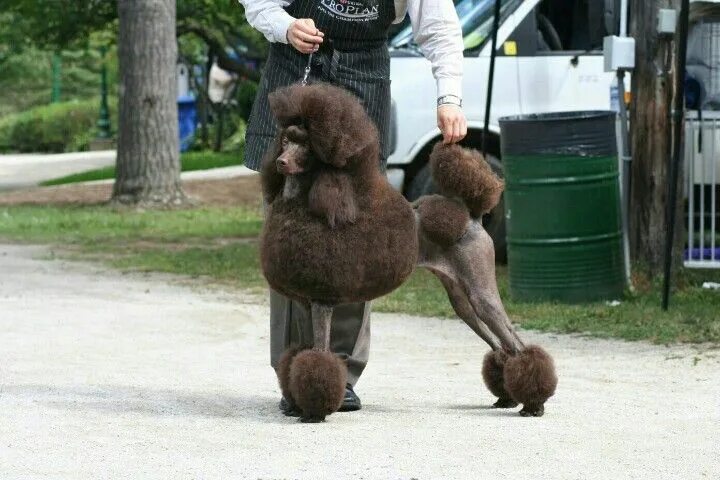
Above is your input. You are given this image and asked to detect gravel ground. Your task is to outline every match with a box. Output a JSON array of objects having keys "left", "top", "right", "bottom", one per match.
[{"left": 1, "top": 245, "right": 718, "bottom": 479}]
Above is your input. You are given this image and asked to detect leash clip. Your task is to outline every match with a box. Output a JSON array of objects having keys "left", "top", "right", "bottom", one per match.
[{"left": 301, "top": 52, "right": 313, "bottom": 86}]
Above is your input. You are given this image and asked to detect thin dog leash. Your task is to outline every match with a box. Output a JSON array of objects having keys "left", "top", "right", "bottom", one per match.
[
  {"left": 301, "top": 31, "right": 323, "bottom": 86},
  {"left": 301, "top": 51, "right": 313, "bottom": 86}
]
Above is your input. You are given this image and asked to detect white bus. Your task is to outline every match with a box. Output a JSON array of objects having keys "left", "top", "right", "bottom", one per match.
[{"left": 387, "top": 0, "right": 622, "bottom": 257}]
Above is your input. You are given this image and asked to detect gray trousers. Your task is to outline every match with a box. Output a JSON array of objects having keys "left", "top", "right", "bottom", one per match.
[{"left": 269, "top": 293, "right": 371, "bottom": 387}]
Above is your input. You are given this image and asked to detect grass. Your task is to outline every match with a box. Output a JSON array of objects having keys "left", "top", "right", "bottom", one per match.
[
  {"left": 0, "top": 205, "right": 262, "bottom": 244},
  {"left": 40, "top": 150, "right": 243, "bottom": 186},
  {"left": 1, "top": 204, "right": 719, "bottom": 344}
]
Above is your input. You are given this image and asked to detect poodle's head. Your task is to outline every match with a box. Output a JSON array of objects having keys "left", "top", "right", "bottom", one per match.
[
  {"left": 268, "top": 83, "right": 380, "bottom": 171},
  {"left": 274, "top": 124, "right": 316, "bottom": 176}
]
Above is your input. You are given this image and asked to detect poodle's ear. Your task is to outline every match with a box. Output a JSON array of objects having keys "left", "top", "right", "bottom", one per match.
[
  {"left": 308, "top": 171, "right": 357, "bottom": 228},
  {"left": 268, "top": 86, "right": 302, "bottom": 127},
  {"left": 260, "top": 133, "right": 285, "bottom": 204}
]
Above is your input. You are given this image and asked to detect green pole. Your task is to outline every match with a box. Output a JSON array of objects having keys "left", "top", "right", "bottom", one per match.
[
  {"left": 51, "top": 52, "right": 62, "bottom": 103},
  {"left": 97, "top": 46, "right": 111, "bottom": 139}
]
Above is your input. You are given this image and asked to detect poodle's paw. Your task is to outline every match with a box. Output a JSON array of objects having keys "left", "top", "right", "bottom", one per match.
[
  {"left": 299, "top": 415, "right": 326, "bottom": 423},
  {"left": 277, "top": 345, "right": 307, "bottom": 409},
  {"left": 503, "top": 345, "right": 557, "bottom": 416},
  {"left": 492, "top": 397, "right": 519, "bottom": 409},
  {"left": 482, "top": 350, "right": 514, "bottom": 403},
  {"left": 289, "top": 349, "right": 347, "bottom": 422},
  {"left": 283, "top": 405, "right": 302, "bottom": 417},
  {"left": 519, "top": 403, "right": 545, "bottom": 417}
]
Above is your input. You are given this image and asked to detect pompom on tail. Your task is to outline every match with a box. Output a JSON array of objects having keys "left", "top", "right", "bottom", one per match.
[{"left": 429, "top": 143, "right": 504, "bottom": 218}]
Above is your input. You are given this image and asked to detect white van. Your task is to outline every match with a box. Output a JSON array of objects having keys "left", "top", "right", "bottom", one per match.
[{"left": 388, "top": 0, "right": 622, "bottom": 257}]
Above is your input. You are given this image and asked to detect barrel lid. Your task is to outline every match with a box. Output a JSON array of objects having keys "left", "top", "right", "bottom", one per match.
[
  {"left": 499, "top": 110, "right": 618, "bottom": 157},
  {"left": 499, "top": 111, "right": 615, "bottom": 124}
]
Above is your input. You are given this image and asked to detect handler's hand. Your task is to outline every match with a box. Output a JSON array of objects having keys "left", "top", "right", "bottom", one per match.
[
  {"left": 287, "top": 19, "right": 324, "bottom": 54},
  {"left": 438, "top": 104, "right": 467, "bottom": 144}
]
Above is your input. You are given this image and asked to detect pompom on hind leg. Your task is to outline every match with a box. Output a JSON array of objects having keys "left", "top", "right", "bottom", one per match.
[
  {"left": 503, "top": 345, "right": 558, "bottom": 417},
  {"left": 482, "top": 350, "right": 519, "bottom": 408}
]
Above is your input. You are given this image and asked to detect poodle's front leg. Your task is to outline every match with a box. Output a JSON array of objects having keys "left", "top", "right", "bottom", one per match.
[
  {"left": 287, "top": 302, "right": 348, "bottom": 423},
  {"left": 311, "top": 303, "right": 333, "bottom": 351}
]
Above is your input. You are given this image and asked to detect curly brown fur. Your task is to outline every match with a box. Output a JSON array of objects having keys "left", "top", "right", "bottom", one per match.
[
  {"left": 504, "top": 345, "right": 558, "bottom": 416},
  {"left": 260, "top": 135, "right": 286, "bottom": 204},
  {"left": 260, "top": 83, "right": 418, "bottom": 305},
  {"left": 429, "top": 143, "right": 504, "bottom": 217},
  {"left": 289, "top": 349, "right": 347, "bottom": 422},
  {"left": 481, "top": 350, "right": 518, "bottom": 408},
  {"left": 269, "top": 83, "right": 380, "bottom": 171},
  {"left": 276, "top": 345, "right": 306, "bottom": 409},
  {"left": 308, "top": 170, "right": 357, "bottom": 228},
  {"left": 415, "top": 195, "right": 470, "bottom": 249}
]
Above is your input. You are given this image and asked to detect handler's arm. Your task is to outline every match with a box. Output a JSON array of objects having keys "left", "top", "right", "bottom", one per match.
[
  {"left": 407, "top": 0, "right": 467, "bottom": 143},
  {"left": 238, "top": 0, "right": 324, "bottom": 53},
  {"left": 238, "top": 0, "right": 295, "bottom": 44}
]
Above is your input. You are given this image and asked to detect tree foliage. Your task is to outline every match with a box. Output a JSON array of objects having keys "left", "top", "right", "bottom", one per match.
[{"left": 0, "top": 0, "right": 266, "bottom": 79}]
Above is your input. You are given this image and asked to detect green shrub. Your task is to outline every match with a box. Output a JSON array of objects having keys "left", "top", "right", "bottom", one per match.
[
  {"left": 0, "top": 116, "right": 13, "bottom": 152},
  {"left": 0, "top": 98, "right": 117, "bottom": 153},
  {"left": 237, "top": 80, "right": 258, "bottom": 122}
]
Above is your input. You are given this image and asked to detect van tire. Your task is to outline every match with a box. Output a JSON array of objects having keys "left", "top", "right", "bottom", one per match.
[
  {"left": 406, "top": 162, "right": 436, "bottom": 202},
  {"left": 406, "top": 154, "right": 507, "bottom": 263}
]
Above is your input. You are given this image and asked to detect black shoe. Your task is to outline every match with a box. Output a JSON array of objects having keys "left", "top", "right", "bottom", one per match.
[
  {"left": 338, "top": 384, "right": 362, "bottom": 412},
  {"left": 279, "top": 384, "right": 362, "bottom": 414}
]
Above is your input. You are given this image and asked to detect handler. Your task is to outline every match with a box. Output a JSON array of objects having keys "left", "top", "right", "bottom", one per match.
[{"left": 239, "top": 0, "right": 467, "bottom": 412}]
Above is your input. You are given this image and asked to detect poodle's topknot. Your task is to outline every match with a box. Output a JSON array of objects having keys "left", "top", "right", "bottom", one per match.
[
  {"left": 429, "top": 143, "right": 505, "bottom": 218},
  {"left": 268, "top": 83, "right": 380, "bottom": 170}
]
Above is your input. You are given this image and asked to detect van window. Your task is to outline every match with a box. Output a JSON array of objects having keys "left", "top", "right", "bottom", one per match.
[
  {"left": 389, "top": 0, "right": 523, "bottom": 54},
  {"left": 508, "top": 0, "right": 619, "bottom": 55}
]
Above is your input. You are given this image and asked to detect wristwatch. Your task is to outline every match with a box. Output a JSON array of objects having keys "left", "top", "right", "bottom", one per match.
[{"left": 437, "top": 94, "right": 462, "bottom": 108}]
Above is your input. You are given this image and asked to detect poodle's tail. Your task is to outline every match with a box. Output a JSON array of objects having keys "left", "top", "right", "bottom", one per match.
[{"left": 429, "top": 143, "right": 504, "bottom": 218}]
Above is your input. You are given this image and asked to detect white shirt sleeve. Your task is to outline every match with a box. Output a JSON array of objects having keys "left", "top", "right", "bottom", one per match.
[
  {"left": 238, "top": 0, "right": 295, "bottom": 44},
  {"left": 405, "top": 0, "right": 464, "bottom": 100}
]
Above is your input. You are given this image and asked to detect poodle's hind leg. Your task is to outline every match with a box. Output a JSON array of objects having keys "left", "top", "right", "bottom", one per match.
[
  {"left": 429, "top": 269, "right": 518, "bottom": 409},
  {"left": 431, "top": 221, "right": 557, "bottom": 415},
  {"left": 289, "top": 302, "right": 347, "bottom": 423},
  {"left": 429, "top": 268, "right": 502, "bottom": 351}
]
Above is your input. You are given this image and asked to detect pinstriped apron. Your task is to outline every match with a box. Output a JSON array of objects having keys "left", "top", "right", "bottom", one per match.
[{"left": 244, "top": 0, "right": 396, "bottom": 171}]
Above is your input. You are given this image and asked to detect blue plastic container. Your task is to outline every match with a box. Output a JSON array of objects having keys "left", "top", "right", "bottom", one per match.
[{"left": 178, "top": 95, "right": 197, "bottom": 152}]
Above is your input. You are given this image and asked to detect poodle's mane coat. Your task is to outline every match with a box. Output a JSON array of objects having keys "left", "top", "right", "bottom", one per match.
[{"left": 260, "top": 83, "right": 418, "bottom": 305}]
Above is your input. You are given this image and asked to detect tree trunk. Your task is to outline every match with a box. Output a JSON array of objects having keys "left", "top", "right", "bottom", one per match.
[
  {"left": 113, "top": 0, "right": 186, "bottom": 206},
  {"left": 629, "top": 0, "right": 684, "bottom": 274}
]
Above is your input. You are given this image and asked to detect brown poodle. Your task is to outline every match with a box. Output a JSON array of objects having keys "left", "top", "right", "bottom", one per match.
[{"left": 260, "top": 83, "right": 557, "bottom": 422}]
